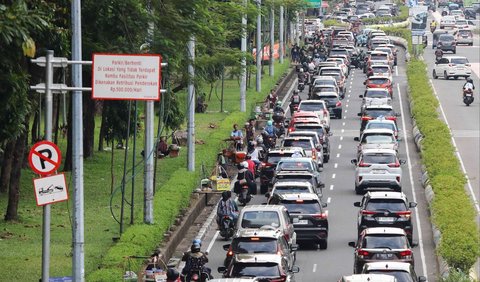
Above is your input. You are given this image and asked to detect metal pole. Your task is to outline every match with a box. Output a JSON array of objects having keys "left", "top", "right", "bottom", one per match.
[
  {"left": 41, "top": 49, "right": 53, "bottom": 282},
  {"left": 221, "top": 66, "right": 225, "bottom": 113},
  {"left": 71, "top": 0, "right": 85, "bottom": 280},
  {"left": 301, "top": 12, "right": 305, "bottom": 45},
  {"left": 187, "top": 36, "right": 195, "bottom": 171},
  {"left": 120, "top": 101, "right": 132, "bottom": 233},
  {"left": 269, "top": 7, "right": 274, "bottom": 77},
  {"left": 240, "top": 0, "right": 247, "bottom": 112},
  {"left": 144, "top": 101, "right": 154, "bottom": 223},
  {"left": 256, "top": 0, "right": 262, "bottom": 92},
  {"left": 130, "top": 101, "right": 137, "bottom": 224},
  {"left": 279, "top": 6, "right": 284, "bottom": 64}
]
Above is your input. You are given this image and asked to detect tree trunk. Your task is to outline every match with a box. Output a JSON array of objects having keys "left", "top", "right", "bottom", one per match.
[
  {"left": 63, "top": 96, "right": 73, "bottom": 172},
  {"left": 5, "top": 130, "right": 27, "bottom": 221},
  {"left": 83, "top": 93, "right": 95, "bottom": 158},
  {"left": 0, "top": 140, "right": 15, "bottom": 194},
  {"left": 98, "top": 101, "right": 108, "bottom": 151}
]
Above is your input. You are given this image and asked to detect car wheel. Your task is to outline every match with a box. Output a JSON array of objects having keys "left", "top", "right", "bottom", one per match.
[
  {"left": 453, "top": 49, "right": 456, "bottom": 54},
  {"left": 319, "top": 239, "right": 328, "bottom": 250},
  {"left": 454, "top": 76, "right": 459, "bottom": 80},
  {"left": 355, "top": 186, "right": 364, "bottom": 195},
  {"left": 260, "top": 184, "right": 268, "bottom": 194},
  {"left": 433, "top": 70, "right": 438, "bottom": 79},
  {"left": 444, "top": 71, "right": 449, "bottom": 80},
  {"left": 338, "top": 112, "right": 342, "bottom": 119},
  {"left": 470, "top": 43, "right": 473, "bottom": 46}
]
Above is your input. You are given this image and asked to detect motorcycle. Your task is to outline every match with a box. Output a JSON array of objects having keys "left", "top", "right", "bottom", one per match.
[
  {"left": 219, "top": 215, "right": 235, "bottom": 240},
  {"left": 237, "top": 183, "right": 252, "bottom": 206},
  {"left": 182, "top": 269, "right": 211, "bottom": 282},
  {"left": 298, "top": 81, "right": 305, "bottom": 92},
  {"left": 261, "top": 131, "right": 276, "bottom": 149},
  {"left": 290, "top": 103, "right": 299, "bottom": 114},
  {"left": 463, "top": 89, "right": 474, "bottom": 106}
]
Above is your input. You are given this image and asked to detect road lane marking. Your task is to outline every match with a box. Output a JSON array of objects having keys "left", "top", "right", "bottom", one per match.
[
  {"left": 340, "top": 136, "right": 344, "bottom": 141},
  {"left": 348, "top": 94, "right": 351, "bottom": 98},
  {"left": 281, "top": 78, "right": 297, "bottom": 107},
  {"left": 332, "top": 174, "right": 336, "bottom": 179},
  {"left": 397, "top": 83, "right": 428, "bottom": 277},
  {"left": 395, "top": 65, "right": 398, "bottom": 76},
  {"left": 334, "top": 163, "right": 338, "bottom": 168},
  {"left": 344, "top": 116, "right": 347, "bottom": 119},
  {"left": 313, "top": 264, "right": 317, "bottom": 273},
  {"left": 342, "top": 122, "right": 346, "bottom": 126},
  {"left": 330, "top": 184, "right": 334, "bottom": 190},
  {"left": 341, "top": 129, "right": 345, "bottom": 133},
  {"left": 338, "top": 144, "right": 342, "bottom": 150},
  {"left": 327, "top": 197, "right": 331, "bottom": 203},
  {"left": 336, "top": 153, "right": 340, "bottom": 158},
  {"left": 345, "top": 110, "right": 348, "bottom": 113},
  {"left": 207, "top": 231, "right": 219, "bottom": 253},
  {"left": 429, "top": 80, "right": 480, "bottom": 213},
  {"left": 470, "top": 63, "right": 480, "bottom": 78},
  {"left": 347, "top": 99, "right": 350, "bottom": 103}
]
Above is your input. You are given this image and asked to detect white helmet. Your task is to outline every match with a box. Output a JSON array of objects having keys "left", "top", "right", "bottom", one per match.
[
  {"left": 256, "top": 135, "right": 263, "bottom": 144},
  {"left": 241, "top": 161, "right": 249, "bottom": 169},
  {"left": 299, "top": 68, "right": 304, "bottom": 73}
]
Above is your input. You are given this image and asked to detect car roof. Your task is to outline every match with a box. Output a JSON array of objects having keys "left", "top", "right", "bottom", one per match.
[
  {"left": 362, "top": 128, "right": 395, "bottom": 134},
  {"left": 364, "top": 104, "right": 393, "bottom": 110},
  {"left": 278, "top": 157, "right": 313, "bottom": 163},
  {"left": 443, "top": 55, "right": 468, "bottom": 60},
  {"left": 363, "top": 261, "right": 413, "bottom": 272},
  {"left": 276, "top": 170, "right": 315, "bottom": 176},
  {"left": 283, "top": 136, "right": 314, "bottom": 142},
  {"left": 295, "top": 123, "right": 326, "bottom": 129},
  {"left": 366, "top": 88, "right": 390, "bottom": 92},
  {"left": 293, "top": 111, "right": 319, "bottom": 117},
  {"left": 275, "top": 192, "right": 320, "bottom": 201},
  {"left": 233, "top": 253, "right": 284, "bottom": 264},
  {"left": 269, "top": 147, "right": 305, "bottom": 154},
  {"left": 360, "top": 148, "right": 398, "bottom": 155},
  {"left": 235, "top": 227, "right": 284, "bottom": 239},
  {"left": 313, "top": 76, "right": 337, "bottom": 81},
  {"left": 371, "top": 64, "right": 390, "bottom": 68},
  {"left": 316, "top": 92, "right": 339, "bottom": 98},
  {"left": 288, "top": 131, "right": 319, "bottom": 137},
  {"left": 209, "top": 278, "right": 258, "bottom": 282},
  {"left": 241, "top": 205, "right": 287, "bottom": 212},
  {"left": 368, "top": 76, "right": 391, "bottom": 80},
  {"left": 365, "top": 191, "right": 407, "bottom": 200},
  {"left": 273, "top": 181, "right": 313, "bottom": 187},
  {"left": 364, "top": 227, "right": 407, "bottom": 235},
  {"left": 300, "top": 100, "right": 327, "bottom": 104},
  {"left": 340, "top": 274, "right": 397, "bottom": 282},
  {"left": 321, "top": 67, "right": 342, "bottom": 71},
  {"left": 367, "top": 118, "right": 396, "bottom": 125}
]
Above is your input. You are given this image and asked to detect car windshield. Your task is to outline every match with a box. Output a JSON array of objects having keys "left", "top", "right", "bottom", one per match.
[
  {"left": 289, "top": 134, "right": 318, "bottom": 145},
  {"left": 321, "top": 69, "right": 341, "bottom": 76},
  {"left": 362, "top": 134, "right": 395, "bottom": 144},
  {"left": 372, "top": 67, "right": 389, "bottom": 73},
  {"left": 456, "top": 20, "right": 467, "bottom": 24},
  {"left": 330, "top": 50, "right": 348, "bottom": 56},
  {"left": 362, "top": 153, "right": 396, "bottom": 164},
  {"left": 458, "top": 30, "right": 472, "bottom": 36},
  {"left": 365, "top": 109, "right": 395, "bottom": 117},
  {"left": 322, "top": 73, "right": 341, "bottom": 81},
  {"left": 451, "top": 58, "right": 469, "bottom": 64},
  {"left": 365, "top": 90, "right": 389, "bottom": 98},
  {"left": 363, "top": 234, "right": 408, "bottom": 249},
  {"left": 277, "top": 160, "right": 312, "bottom": 171},
  {"left": 274, "top": 185, "right": 310, "bottom": 193},
  {"left": 299, "top": 103, "right": 325, "bottom": 111},
  {"left": 367, "top": 271, "right": 413, "bottom": 282},
  {"left": 313, "top": 86, "right": 336, "bottom": 93},
  {"left": 369, "top": 78, "right": 389, "bottom": 84},
  {"left": 366, "top": 199, "right": 408, "bottom": 212},
  {"left": 318, "top": 96, "right": 338, "bottom": 103},
  {"left": 314, "top": 80, "right": 335, "bottom": 86},
  {"left": 295, "top": 126, "right": 325, "bottom": 137},
  {"left": 439, "top": 35, "right": 454, "bottom": 41},
  {"left": 366, "top": 123, "right": 395, "bottom": 131},
  {"left": 232, "top": 238, "right": 278, "bottom": 254},
  {"left": 231, "top": 262, "right": 280, "bottom": 277},
  {"left": 241, "top": 211, "right": 280, "bottom": 228},
  {"left": 281, "top": 200, "right": 321, "bottom": 214},
  {"left": 266, "top": 153, "right": 293, "bottom": 164}
]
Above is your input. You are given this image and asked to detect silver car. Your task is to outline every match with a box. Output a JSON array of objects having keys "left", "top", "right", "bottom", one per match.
[
  {"left": 351, "top": 149, "right": 405, "bottom": 194},
  {"left": 354, "top": 129, "right": 399, "bottom": 155}
]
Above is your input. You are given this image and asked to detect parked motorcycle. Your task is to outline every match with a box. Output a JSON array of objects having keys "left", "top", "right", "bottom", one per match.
[{"left": 463, "top": 89, "right": 474, "bottom": 106}]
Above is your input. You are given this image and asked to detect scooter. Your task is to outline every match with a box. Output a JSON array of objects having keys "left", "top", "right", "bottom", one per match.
[
  {"left": 298, "top": 81, "right": 305, "bottom": 92},
  {"left": 463, "top": 89, "right": 474, "bottom": 106},
  {"left": 237, "top": 184, "right": 251, "bottom": 206},
  {"left": 182, "top": 269, "right": 211, "bottom": 282},
  {"left": 219, "top": 215, "right": 235, "bottom": 240}
]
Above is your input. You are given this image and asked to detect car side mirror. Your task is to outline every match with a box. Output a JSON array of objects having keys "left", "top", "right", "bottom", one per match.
[
  {"left": 396, "top": 137, "right": 403, "bottom": 141},
  {"left": 354, "top": 201, "right": 361, "bottom": 207},
  {"left": 363, "top": 81, "right": 366, "bottom": 85},
  {"left": 222, "top": 244, "right": 231, "bottom": 251},
  {"left": 322, "top": 202, "right": 328, "bottom": 208},
  {"left": 348, "top": 241, "right": 356, "bottom": 248},
  {"left": 418, "top": 276, "right": 427, "bottom": 282},
  {"left": 318, "top": 182, "right": 325, "bottom": 189},
  {"left": 400, "top": 159, "right": 406, "bottom": 165},
  {"left": 354, "top": 137, "right": 360, "bottom": 141},
  {"left": 395, "top": 113, "right": 401, "bottom": 117},
  {"left": 217, "top": 266, "right": 227, "bottom": 273},
  {"left": 359, "top": 94, "right": 363, "bottom": 98},
  {"left": 411, "top": 241, "right": 419, "bottom": 248},
  {"left": 290, "top": 244, "right": 299, "bottom": 251},
  {"left": 351, "top": 159, "right": 358, "bottom": 165},
  {"left": 328, "top": 132, "right": 333, "bottom": 136},
  {"left": 357, "top": 113, "right": 362, "bottom": 116},
  {"left": 290, "top": 266, "right": 300, "bottom": 273},
  {"left": 265, "top": 192, "right": 270, "bottom": 198},
  {"left": 409, "top": 202, "right": 417, "bottom": 208}
]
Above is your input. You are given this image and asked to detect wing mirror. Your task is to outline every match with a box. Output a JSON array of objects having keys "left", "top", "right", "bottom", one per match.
[
  {"left": 354, "top": 137, "right": 360, "bottom": 141},
  {"left": 363, "top": 81, "right": 366, "bottom": 85},
  {"left": 322, "top": 202, "right": 328, "bottom": 208},
  {"left": 359, "top": 94, "right": 364, "bottom": 98},
  {"left": 400, "top": 159, "right": 406, "bottom": 165},
  {"left": 348, "top": 241, "right": 356, "bottom": 248},
  {"left": 409, "top": 202, "right": 417, "bottom": 208},
  {"left": 217, "top": 266, "right": 227, "bottom": 273},
  {"left": 223, "top": 244, "right": 231, "bottom": 251},
  {"left": 357, "top": 113, "right": 362, "bottom": 116},
  {"left": 265, "top": 192, "right": 270, "bottom": 198},
  {"left": 290, "top": 266, "right": 300, "bottom": 273},
  {"left": 395, "top": 113, "right": 401, "bottom": 117},
  {"left": 351, "top": 159, "right": 358, "bottom": 165},
  {"left": 354, "top": 201, "right": 361, "bottom": 207},
  {"left": 290, "top": 244, "right": 299, "bottom": 251}
]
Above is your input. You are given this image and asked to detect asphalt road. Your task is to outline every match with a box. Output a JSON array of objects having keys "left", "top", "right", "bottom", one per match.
[
  {"left": 197, "top": 47, "right": 439, "bottom": 281},
  {"left": 426, "top": 12, "right": 480, "bottom": 221}
]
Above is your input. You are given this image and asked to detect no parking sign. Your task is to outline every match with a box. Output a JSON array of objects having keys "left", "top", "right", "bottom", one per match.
[{"left": 28, "top": 141, "right": 61, "bottom": 176}]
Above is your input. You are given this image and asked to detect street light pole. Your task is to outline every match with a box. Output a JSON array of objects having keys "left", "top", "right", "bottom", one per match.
[
  {"left": 256, "top": 0, "right": 262, "bottom": 92},
  {"left": 187, "top": 36, "right": 195, "bottom": 171},
  {"left": 279, "top": 6, "right": 284, "bottom": 64},
  {"left": 240, "top": 0, "right": 247, "bottom": 112},
  {"left": 269, "top": 6, "right": 274, "bottom": 77}
]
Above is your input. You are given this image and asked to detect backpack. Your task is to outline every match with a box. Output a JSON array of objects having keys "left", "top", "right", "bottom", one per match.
[{"left": 188, "top": 254, "right": 204, "bottom": 271}]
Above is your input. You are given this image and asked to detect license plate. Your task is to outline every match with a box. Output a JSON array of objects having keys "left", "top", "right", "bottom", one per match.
[
  {"left": 293, "top": 218, "right": 308, "bottom": 225},
  {"left": 376, "top": 253, "right": 394, "bottom": 259},
  {"left": 372, "top": 169, "right": 386, "bottom": 174},
  {"left": 377, "top": 217, "right": 395, "bottom": 223}
]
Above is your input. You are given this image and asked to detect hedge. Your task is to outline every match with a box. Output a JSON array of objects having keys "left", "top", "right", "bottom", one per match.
[
  {"left": 87, "top": 62, "right": 292, "bottom": 281},
  {"left": 406, "top": 59, "right": 480, "bottom": 272}
]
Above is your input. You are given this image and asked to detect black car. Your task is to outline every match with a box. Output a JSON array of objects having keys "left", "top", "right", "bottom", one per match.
[
  {"left": 358, "top": 105, "right": 398, "bottom": 132},
  {"left": 354, "top": 191, "right": 417, "bottom": 244},
  {"left": 294, "top": 123, "right": 331, "bottom": 162},
  {"left": 316, "top": 93, "right": 343, "bottom": 119},
  {"left": 268, "top": 192, "right": 329, "bottom": 249},
  {"left": 464, "top": 8, "right": 477, "bottom": 19}
]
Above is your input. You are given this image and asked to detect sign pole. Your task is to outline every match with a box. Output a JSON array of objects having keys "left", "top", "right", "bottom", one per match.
[
  {"left": 269, "top": 6, "right": 274, "bottom": 77},
  {"left": 240, "top": 0, "right": 247, "bottom": 112},
  {"left": 279, "top": 5, "right": 284, "bottom": 64},
  {"left": 41, "top": 49, "right": 53, "bottom": 282},
  {"left": 256, "top": 0, "right": 262, "bottom": 92}
]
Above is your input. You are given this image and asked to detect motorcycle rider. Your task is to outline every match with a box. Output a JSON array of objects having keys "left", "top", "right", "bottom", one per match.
[
  {"left": 290, "top": 90, "right": 302, "bottom": 113},
  {"left": 265, "top": 89, "right": 278, "bottom": 109},
  {"left": 216, "top": 191, "right": 239, "bottom": 227},
  {"left": 435, "top": 47, "right": 443, "bottom": 63},
  {"left": 273, "top": 101, "right": 285, "bottom": 115},
  {"left": 298, "top": 68, "right": 307, "bottom": 83},
  {"left": 234, "top": 161, "right": 256, "bottom": 195},
  {"left": 430, "top": 20, "right": 437, "bottom": 32},
  {"left": 181, "top": 241, "right": 211, "bottom": 281},
  {"left": 463, "top": 77, "right": 475, "bottom": 97},
  {"left": 263, "top": 120, "right": 278, "bottom": 148}
]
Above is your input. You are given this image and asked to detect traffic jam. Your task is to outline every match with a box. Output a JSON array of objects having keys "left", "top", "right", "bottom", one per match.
[{"left": 176, "top": 3, "right": 433, "bottom": 282}]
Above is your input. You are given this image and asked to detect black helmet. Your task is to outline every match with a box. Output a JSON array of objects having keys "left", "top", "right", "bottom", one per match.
[
  {"left": 191, "top": 243, "right": 201, "bottom": 253},
  {"left": 221, "top": 191, "right": 230, "bottom": 201},
  {"left": 293, "top": 90, "right": 299, "bottom": 95},
  {"left": 467, "top": 78, "right": 473, "bottom": 83},
  {"left": 166, "top": 268, "right": 180, "bottom": 280}
]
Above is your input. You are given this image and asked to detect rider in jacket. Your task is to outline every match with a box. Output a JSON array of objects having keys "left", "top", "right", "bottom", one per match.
[{"left": 181, "top": 242, "right": 211, "bottom": 280}]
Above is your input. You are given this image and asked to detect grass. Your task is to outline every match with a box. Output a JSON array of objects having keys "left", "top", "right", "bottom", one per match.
[{"left": 0, "top": 60, "right": 291, "bottom": 281}]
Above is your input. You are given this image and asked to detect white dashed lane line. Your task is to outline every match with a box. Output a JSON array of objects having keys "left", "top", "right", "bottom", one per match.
[
  {"left": 329, "top": 185, "right": 334, "bottom": 190},
  {"left": 340, "top": 136, "right": 343, "bottom": 141},
  {"left": 313, "top": 264, "right": 317, "bottom": 273},
  {"left": 338, "top": 144, "right": 342, "bottom": 150},
  {"left": 327, "top": 197, "right": 331, "bottom": 204},
  {"left": 332, "top": 174, "right": 336, "bottom": 179},
  {"left": 341, "top": 129, "right": 345, "bottom": 133},
  {"left": 334, "top": 163, "right": 338, "bottom": 168},
  {"left": 336, "top": 153, "right": 340, "bottom": 158},
  {"left": 342, "top": 122, "right": 346, "bottom": 126}
]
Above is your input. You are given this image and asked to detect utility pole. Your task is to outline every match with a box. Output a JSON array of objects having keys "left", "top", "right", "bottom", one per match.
[
  {"left": 187, "top": 36, "right": 195, "bottom": 171},
  {"left": 256, "top": 0, "right": 262, "bottom": 92},
  {"left": 295, "top": 12, "right": 300, "bottom": 45},
  {"left": 240, "top": 0, "right": 247, "bottom": 112},
  {"left": 269, "top": 6, "right": 274, "bottom": 77},
  {"left": 279, "top": 6, "right": 284, "bottom": 64},
  {"left": 71, "top": 0, "right": 85, "bottom": 280}
]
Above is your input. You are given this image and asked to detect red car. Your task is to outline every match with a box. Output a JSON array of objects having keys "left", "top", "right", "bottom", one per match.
[{"left": 364, "top": 76, "right": 393, "bottom": 97}]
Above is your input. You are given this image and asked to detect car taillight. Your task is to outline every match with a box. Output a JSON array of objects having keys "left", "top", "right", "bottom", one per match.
[
  {"left": 396, "top": 211, "right": 411, "bottom": 218},
  {"left": 387, "top": 161, "right": 400, "bottom": 167},
  {"left": 400, "top": 249, "right": 412, "bottom": 258},
  {"left": 449, "top": 63, "right": 456, "bottom": 67},
  {"left": 323, "top": 109, "right": 328, "bottom": 118},
  {"left": 466, "top": 63, "right": 471, "bottom": 67},
  {"left": 386, "top": 116, "right": 396, "bottom": 121},
  {"left": 336, "top": 101, "right": 342, "bottom": 107},
  {"left": 227, "top": 246, "right": 233, "bottom": 257},
  {"left": 270, "top": 275, "right": 287, "bottom": 282},
  {"left": 359, "top": 161, "right": 371, "bottom": 167},
  {"left": 361, "top": 210, "right": 376, "bottom": 216},
  {"left": 358, "top": 249, "right": 370, "bottom": 258},
  {"left": 284, "top": 233, "right": 290, "bottom": 242},
  {"left": 192, "top": 273, "right": 199, "bottom": 280},
  {"left": 361, "top": 116, "right": 372, "bottom": 121},
  {"left": 288, "top": 127, "right": 294, "bottom": 133},
  {"left": 313, "top": 213, "right": 328, "bottom": 219},
  {"left": 312, "top": 149, "right": 316, "bottom": 159}
]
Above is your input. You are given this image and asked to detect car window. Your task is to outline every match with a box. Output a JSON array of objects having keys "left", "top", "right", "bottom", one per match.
[
  {"left": 241, "top": 211, "right": 280, "bottom": 228},
  {"left": 282, "top": 139, "right": 313, "bottom": 150},
  {"left": 362, "top": 134, "right": 395, "bottom": 144},
  {"left": 231, "top": 262, "right": 280, "bottom": 277},
  {"left": 295, "top": 125, "right": 325, "bottom": 137},
  {"left": 362, "top": 153, "right": 396, "bottom": 164},
  {"left": 367, "top": 271, "right": 413, "bottom": 282},
  {"left": 364, "top": 109, "right": 395, "bottom": 117},
  {"left": 439, "top": 34, "right": 454, "bottom": 41},
  {"left": 451, "top": 57, "right": 469, "bottom": 64},
  {"left": 281, "top": 200, "right": 321, "bottom": 214},
  {"left": 313, "top": 86, "right": 336, "bottom": 93},
  {"left": 267, "top": 153, "right": 293, "bottom": 164},
  {"left": 277, "top": 160, "right": 312, "bottom": 171},
  {"left": 274, "top": 185, "right": 310, "bottom": 192},
  {"left": 290, "top": 134, "right": 318, "bottom": 145},
  {"left": 299, "top": 103, "right": 325, "bottom": 111},
  {"left": 458, "top": 30, "right": 473, "bottom": 37},
  {"left": 232, "top": 238, "right": 278, "bottom": 254},
  {"left": 370, "top": 54, "right": 388, "bottom": 60},
  {"left": 368, "top": 78, "right": 389, "bottom": 84},
  {"left": 365, "top": 90, "right": 389, "bottom": 98},
  {"left": 366, "top": 199, "right": 408, "bottom": 211},
  {"left": 438, "top": 58, "right": 449, "bottom": 64},
  {"left": 363, "top": 234, "right": 408, "bottom": 249},
  {"left": 366, "top": 123, "right": 395, "bottom": 131}
]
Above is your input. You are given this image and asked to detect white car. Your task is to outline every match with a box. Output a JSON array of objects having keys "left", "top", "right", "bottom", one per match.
[
  {"left": 359, "top": 88, "right": 392, "bottom": 115},
  {"left": 298, "top": 100, "right": 331, "bottom": 129},
  {"left": 354, "top": 128, "right": 399, "bottom": 155},
  {"left": 454, "top": 18, "right": 470, "bottom": 29},
  {"left": 326, "top": 58, "right": 349, "bottom": 77},
  {"left": 456, "top": 29, "right": 474, "bottom": 46},
  {"left": 364, "top": 118, "right": 400, "bottom": 140},
  {"left": 440, "top": 16, "right": 456, "bottom": 29},
  {"left": 359, "top": 12, "right": 376, "bottom": 19},
  {"left": 432, "top": 56, "right": 472, "bottom": 80},
  {"left": 450, "top": 9, "right": 465, "bottom": 18},
  {"left": 369, "top": 64, "right": 393, "bottom": 82}
]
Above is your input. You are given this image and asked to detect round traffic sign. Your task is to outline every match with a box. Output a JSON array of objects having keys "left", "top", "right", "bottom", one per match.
[{"left": 28, "top": 141, "right": 62, "bottom": 176}]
